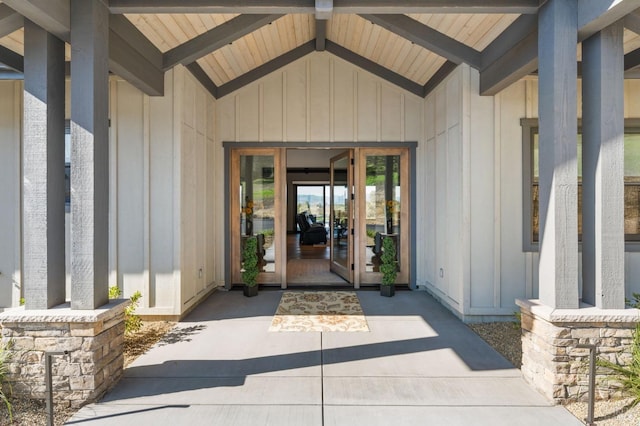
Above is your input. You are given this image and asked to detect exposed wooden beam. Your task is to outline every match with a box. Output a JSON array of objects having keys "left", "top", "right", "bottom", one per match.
[
  {"left": 0, "top": 45, "right": 24, "bottom": 72},
  {"left": 360, "top": 14, "right": 481, "bottom": 69},
  {"left": 109, "top": 14, "right": 164, "bottom": 96},
  {"left": 110, "top": 14, "right": 162, "bottom": 70},
  {"left": 625, "top": 47, "right": 640, "bottom": 71},
  {"left": 3, "top": 0, "right": 70, "bottom": 42},
  {"left": 217, "top": 40, "right": 315, "bottom": 98},
  {"left": 578, "top": 0, "right": 640, "bottom": 41},
  {"left": 481, "top": 14, "right": 537, "bottom": 70},
  {"left": 623, "top": 10, "right": 640, "bottom": 35},
  {"left": 109, "top": 29, "right": 164, "bottom": 96},
  {"left": 163, "top": 14, "right": 281, "bottom": 70},
  {"left": 316, "top": 19, "right": 327, "bottom": 51},
  {"left": 325, "top": 40, "right": 423, "bottom": 97},
  {"left": 0, "top": 4, "right": 24, "bottom": 39},
  {"left": 108, "top": 0, "right": 540, "bottom": 14},
  {"left": 186, "top": 62, "right": 219, "bottom": 99},
  {"left": 423, "top": 61, "right": 457, "bottom": 97},
  {"left": 480, "top": 29, "right": 537, "bottom": 95}
]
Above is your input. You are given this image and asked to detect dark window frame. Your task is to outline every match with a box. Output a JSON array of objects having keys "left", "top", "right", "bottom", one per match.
[{"left": 521, "top": 117, "right": 640, "bottom": 252}]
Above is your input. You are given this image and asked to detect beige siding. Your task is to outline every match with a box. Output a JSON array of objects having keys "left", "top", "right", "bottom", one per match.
[
  {"left": 429, "top": 68, "right": 640, "bottom": 320},
  {"left": 0, "top": 81, "right": 22, "bottom": 310},
  {"left": 108, "top": 67, "right": 219, "bottom": 317},
  {"left": 216, "top": 52, "right": 422, "bottom": 143}
]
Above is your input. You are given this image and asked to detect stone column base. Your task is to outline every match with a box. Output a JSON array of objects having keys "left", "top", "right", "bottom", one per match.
[
  {"left": 0, "top": 300, "right": 128, "bottom": 408},
  {"left": 516, "top": 299, "right": 639, "bottom": 403}
]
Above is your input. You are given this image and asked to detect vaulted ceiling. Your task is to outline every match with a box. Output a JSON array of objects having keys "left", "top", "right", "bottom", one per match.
[{"left": 0, "top": 1, "right": 639, "bottom": 98}]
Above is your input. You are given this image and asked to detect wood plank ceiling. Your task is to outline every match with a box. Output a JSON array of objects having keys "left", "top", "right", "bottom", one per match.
[{"left": 0, "top": 1, "right": 639, "bottom": 97}]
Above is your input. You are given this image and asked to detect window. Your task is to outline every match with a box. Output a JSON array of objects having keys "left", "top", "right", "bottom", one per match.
[{"left": 522, "top": 118, "right": 640, "bottom": 251}]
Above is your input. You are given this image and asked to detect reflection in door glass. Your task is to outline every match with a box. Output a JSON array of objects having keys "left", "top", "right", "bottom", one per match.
[
  {"left": 365, "top": 155, "right": 400, "bottom": 272},
  {"left": 332, "top": 157, "right": 349, "bottom": 270},
  {"left": 240, "top": 155, "right": 275, "bottom": 273}
]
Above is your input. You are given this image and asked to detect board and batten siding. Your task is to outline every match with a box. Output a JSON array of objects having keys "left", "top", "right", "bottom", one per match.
[
  {"left": 215, "top": 52, "right": 423, "bottom": 143},
  {"left": 422, "top": 64, "right": 640, "bottom": 321},
  {"left": 0, "top": 67, "right": 219, "bottom": 317},
  {"left": 110, "top": 66, "right": 220, "bottom": 317}
]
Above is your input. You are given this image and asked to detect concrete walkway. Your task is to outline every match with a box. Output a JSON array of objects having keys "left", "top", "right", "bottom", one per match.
[{"left": 67, "top": 290, "right": 582, "bottom": 425}]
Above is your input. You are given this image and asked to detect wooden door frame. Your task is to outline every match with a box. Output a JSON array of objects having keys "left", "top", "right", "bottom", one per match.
[{"left": 223, "top": 142, "right": 417, "bottom": 289}]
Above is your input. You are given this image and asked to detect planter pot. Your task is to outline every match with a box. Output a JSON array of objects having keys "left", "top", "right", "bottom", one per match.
[
  {"left": 243, "top": 285, "right": 258, "bottom": 297},
  {"left": 380, "top": 285, "right": 395, "bottom": 297}
]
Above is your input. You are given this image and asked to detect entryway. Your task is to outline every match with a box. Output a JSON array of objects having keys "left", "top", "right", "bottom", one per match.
[{"left": 226, "top": 144, "right": 413, "bottom": 289}]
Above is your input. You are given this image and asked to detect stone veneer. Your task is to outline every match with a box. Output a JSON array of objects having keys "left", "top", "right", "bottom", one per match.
[
  {"left": 516, "top": 299, "right": 640, "bottom": 403},
  {"left": 0, "top": 300, "right": 128, "bottom": 408}
]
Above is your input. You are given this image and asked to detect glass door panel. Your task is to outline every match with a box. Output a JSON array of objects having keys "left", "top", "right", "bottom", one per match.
[
  {"left": 230, "top": 149, "right": 284, "bottom": 285},
  {"left": 358, "top": 148, "right": 409, "bottom": 284},
  {"left": 330, "top": 151, "right": 353, "bottom": 283}
]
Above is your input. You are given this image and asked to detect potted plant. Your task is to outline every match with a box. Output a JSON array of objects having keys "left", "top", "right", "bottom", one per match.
[
  {"left": 242, "top": 235, "right": 259, "bottom": 297},
  {"left": 380, "top": 236, "right": 397, "bottom": 297}
]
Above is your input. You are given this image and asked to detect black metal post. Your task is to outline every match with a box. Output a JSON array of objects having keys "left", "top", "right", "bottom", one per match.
[
  {"left": 576, "top": 343, "right": 596, "bottom": 426},
  {"left": 45, "top": 351, "right": 68, "bottom": 426}
]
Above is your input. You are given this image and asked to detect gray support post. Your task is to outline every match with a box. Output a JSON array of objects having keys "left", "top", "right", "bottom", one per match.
[
  {"left": 22, "top": 20, "right": 66, "bottom": 310},
  {"left": 581, "top": 22, "right": 625, "bottom": 309},
  {"left": 537, "top": 0, "right": 579, "bottom": 309},
  {"left": 70, "top": 0, "right": 109, "bottom": 309}
]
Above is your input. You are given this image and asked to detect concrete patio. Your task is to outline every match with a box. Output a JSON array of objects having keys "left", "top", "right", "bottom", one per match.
[{"left": 67, "top": 289, "right": 581, "bottom": 425}]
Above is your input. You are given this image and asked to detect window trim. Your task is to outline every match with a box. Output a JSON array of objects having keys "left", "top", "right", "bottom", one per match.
[{"left": 521, "top": 117, "right": 640, "bottom": 253}]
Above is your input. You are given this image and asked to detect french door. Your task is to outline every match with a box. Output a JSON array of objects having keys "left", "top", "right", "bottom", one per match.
[
  {"left": 330, "top": 151, "right": 354, "bottom": 284},
  {"left": 228, "top": 146, "right": 410, "bottom": 287},
  {"left": 229, "top": 148, "right": 286, "bottom": 286},
  {"left": 357, "top": 148, "right": 410, "bottom": 285}
]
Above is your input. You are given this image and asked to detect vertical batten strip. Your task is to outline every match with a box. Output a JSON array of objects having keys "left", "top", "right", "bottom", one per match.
[
  {"left": 353, "top": 71, "right": 358, "bottom": 142},
  {"left": 108, "top": 80, "right": 119, "bottom": 293},
  {"left": 259, "top": 83, "right": 264, "bottom": 142},
  {"left": 142, "top": 94, "right": 151, "bottom": 308},
  {"left": 282, "top": 71, "right": 287, "bottom": 142},
  {"left": 493, "top": 93, "right": 502, "bottom": 308},
  {"left": 12, "top": 81, "right": 22, "bottom": 307},
  {"left": 306, "top": 58, "right": 311, "bottom": 142},
  {"left": 330, "top": 57, "right": 334, "bottom": 142}
]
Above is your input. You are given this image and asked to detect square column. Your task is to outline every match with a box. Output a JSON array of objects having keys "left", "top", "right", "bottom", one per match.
[
  {"left": 22, "top": 20, "right": 66, "bottom": 309},
  {"left": 537, "top": 0, "right": 579, "bottom": 309},
  {"left": 581, "top": 23, "right": 625, "bottom": 309},
  {"left": 70, "top": 0, "right": 109, "bottom": 309}
]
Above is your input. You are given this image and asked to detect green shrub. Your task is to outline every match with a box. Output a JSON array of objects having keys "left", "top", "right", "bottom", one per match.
[
  {"left": 109, "top": 286, "right": 142, "bottom": 335},
  {"left": 0, "top": 338, "right": 13, "bottom": 422},
  {"left": 242, "top": 236, "right": 259, "bottom": 287},
  {"left": 597, "top": 323, "right": 640, "bottom": 406},
  {"left": 380, "top": 237, "right": 397, "bottom": 286}
]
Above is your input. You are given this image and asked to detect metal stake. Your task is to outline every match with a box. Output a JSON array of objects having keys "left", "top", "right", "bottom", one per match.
[
  {"left": 576, "top": 343, "right": 596, "bottom": 426},
  {"left": 45, "top": 351, "right": 68, "bottom": 426}
]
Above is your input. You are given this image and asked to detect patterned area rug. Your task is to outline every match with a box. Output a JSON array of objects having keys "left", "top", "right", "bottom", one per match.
[{"left": 269, "top": 291, "right": 370, "bottom": 332}]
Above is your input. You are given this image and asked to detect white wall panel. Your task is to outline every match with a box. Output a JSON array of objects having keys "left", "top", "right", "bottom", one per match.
[
  {"left": 380, "top": 85, "right": 402, "bottom": 141},
  {"left": 469, "top": 71, "right": 495, "bottom": 309},
  {"left": 309, "top": 54, "right": 331, "bottom": 141},
  {"left": 333, "top": 63, "right": 355, "bottom": 141},
  {"left": 116, "top": 81, "right": 146, "bottom": 296},
  {"left": 263, "top": 74, "right": 284, "bottom": 140},
  {"left": 286, "top": 62, "right": 307, "bottom": 141},
  {"left": 0, "top": 82, "right": 22, "bottom": 309},
  {"left": 149, "top": 71, "right": 176, "bottom": 309},
  {"left": 215, "top": 52, "right": 423, "bottom": 146}
]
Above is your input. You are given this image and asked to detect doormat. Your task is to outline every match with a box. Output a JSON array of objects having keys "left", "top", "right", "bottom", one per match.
[{"left": 269, "top": 291, "right": 369, "bottom": 332}]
